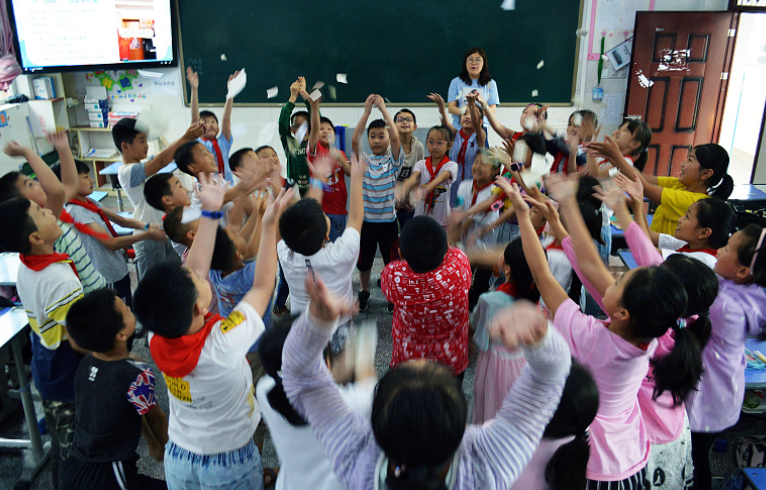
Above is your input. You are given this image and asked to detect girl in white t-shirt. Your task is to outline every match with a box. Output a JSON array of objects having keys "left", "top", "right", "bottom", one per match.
[{"left": 508, "top": 176, "right": 703, "bottom": 489}]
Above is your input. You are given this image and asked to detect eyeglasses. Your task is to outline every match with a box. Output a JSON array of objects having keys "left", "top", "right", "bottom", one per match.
[
  {"left": 396, "top": 117, "right": 413, "bottom": 123},
  {"left": 467, "top": 57, "right": 483, "bottom": 64}
]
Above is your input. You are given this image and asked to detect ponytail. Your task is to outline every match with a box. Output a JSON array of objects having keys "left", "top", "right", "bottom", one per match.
[
  {"left": 267, "top": 382, "right": 308, "bottom": 426},
  {"left": 504, "top": 238, "right": 541, "bottom": 303},
  {"left": 694, "top": 144, "right": 733, "bottom": 200},
  {"left": 651, "top": 322, "right": 703, "bottom": 406},
  {"left": 694, "top": 199, "right": 736, "bottom": 249},
  {"left": 544, "top": 361, "right": 599, "bottom": 490}
]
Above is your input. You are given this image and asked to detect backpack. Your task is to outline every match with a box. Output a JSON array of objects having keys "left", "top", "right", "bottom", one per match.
[{"left": 725, "top": 435, "right": 766, "bottom": 490}]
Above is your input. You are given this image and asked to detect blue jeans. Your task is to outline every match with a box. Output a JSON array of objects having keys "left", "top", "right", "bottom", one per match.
[
  {"left": 598, "top": 223, "right": 612, "bottom": 265},
  {"left": 327, "top": 213, "right": 347, "bottom": 242},
  {"left": 164, "top": 440, "right": 262, "bottom": 490}
]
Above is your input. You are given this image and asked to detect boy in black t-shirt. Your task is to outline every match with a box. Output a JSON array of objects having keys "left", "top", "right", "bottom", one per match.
[{"left": 63, "top": 288, "right": 168, "bottom": 490}]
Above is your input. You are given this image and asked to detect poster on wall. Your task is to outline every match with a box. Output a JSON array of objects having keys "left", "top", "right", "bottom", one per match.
[
  {"left": 729, "top": 0, "right": 766, "bottom": 11},
  {"left": 82, "top": 67, "right": 181, "bottom": 102},
  {"left": 587, "top": 0, "right": 652, "bottom": 61}
]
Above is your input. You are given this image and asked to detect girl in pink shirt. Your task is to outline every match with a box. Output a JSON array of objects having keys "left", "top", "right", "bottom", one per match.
[{"left": 508, "top": 176, "right": 703, "bottom": 489}]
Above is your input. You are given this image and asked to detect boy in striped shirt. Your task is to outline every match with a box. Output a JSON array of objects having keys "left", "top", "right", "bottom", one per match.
[{"left": 351, "top": 94, "right": 403, "bottom": 311}]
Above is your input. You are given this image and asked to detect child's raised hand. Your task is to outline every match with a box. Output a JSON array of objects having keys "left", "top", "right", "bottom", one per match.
[
  {"left": 475, "top": 93, "right": 487, "bottom": 108},
  {"left": 501, "top": 139, "right": 515, "bottom": 160},
  {"left": 426, "top": 93, "right": 446, "bottom": 109},
  {"left": 145, "top": 225, "right": 167, "bottom": 242},
  {"left": 502, "top": 180, "right": 530, "bottom": 216},
  {"left": 363, "top": 94, "right": 375, "bottom": 113},
  {"left": 614, "top": 172, "right": 645, "bottom": 205},
  {"left": 593, "top": 183, "right": 627, "bottom": 212},
  {"left": 307, "top": 155, "right": 333, "bottom": 182},
  {"left": 489, "top": 300, "right": 548, "bottom": 350},
  {"left": 3, "top": 141, "right": 31, "bottom": 157},
  {"left": 466, "top": 93, "right": 478, "bottom": 106},
  {"left": 349, "top": 152, "right": 367, "bottom": 180},
  {"left": 228, "top": 70, "right": 241, "bottom": 83},
  {"left": 372, "top": 94, "right": 386, "bottom": 110},
  {"left": 535, "top": 105, "right": 549, "bottom": 123},
  {"left": 306, "top": 272, "right": 357, "bottom": 324},
  {"left": 526, "top": 197, "right": 560, "bottom": 224},
  {"left": 45, "top": 131, "right": 70, "bottom": 151},
  {"left": 586, "top": 135, "right": 622, "bottom": 162},
  {"left": 262, "top": 187, "right": 294, "bottom": 228},
  {"left": 544, "top": 173, "right": 578, "bottom": 203},
  {"left": 183, "top": 121, "right": 206, "bottom": 142},
  {"left": 195, "top": 173, "right": 228, "bottom": 211},
  {"left": 289, "top": 79, "right": 301, "bottom": 98},
  {"left": 186, "top": 67, "right": 199, "bottom": 90}
]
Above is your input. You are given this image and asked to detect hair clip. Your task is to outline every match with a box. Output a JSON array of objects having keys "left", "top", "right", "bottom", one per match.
[{"left": 676, "top": 318, "right": 687, "bottom": 329}]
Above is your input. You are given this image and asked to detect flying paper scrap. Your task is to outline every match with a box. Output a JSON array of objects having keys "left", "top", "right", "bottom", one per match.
[
  {"left": 294, "top": 121, "right": 308, "bottom": 145},
  {"left": 226, "top": 69, "right": 247, "bottom": 99},
  {"left": 309, "top": 89, "right": 322, "bottom": 102},
  {"left": 220, "top": 54, "right": 227, "bottom": 61},
  {"left": 500, "top": 0, "right": 515, "bottom": 10},
  {"left": 531, "top": 89, "right": 539, "bottom": 97},
  {"left": 336, "top": 73, "right": 348, "bottom": 84},
  {"left": 537, "top": 60, "right": 544, "bottom": 70},
  {"left": 266, "top": 86, "right": 279, "bottom": 99},
  {"left": 572, "top": 112, "right": 583, "bottom": 127},
  {"left": 576, "top": 28, "right": 588, "bottom": 37},
  {"left": 134, "top": 109, "right": 170, "bottom": 137},
  {"left": 181, "top": 206, "right": 202, "bottom": 224},
  {"left": 327, "top": 85, "right": 337, "bottom": 100},
  {"left": 312, "top": 81, "right": 325, "bottom": 90}
]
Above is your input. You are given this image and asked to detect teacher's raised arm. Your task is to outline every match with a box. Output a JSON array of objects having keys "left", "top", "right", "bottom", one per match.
[{"left": 447, "top": 47, "right": 499, "bottom": 130}]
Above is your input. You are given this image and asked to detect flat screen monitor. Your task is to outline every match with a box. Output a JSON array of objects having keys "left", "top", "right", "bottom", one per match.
[{"left": 8, "top": 0, "right": 177, "bottom": 73}]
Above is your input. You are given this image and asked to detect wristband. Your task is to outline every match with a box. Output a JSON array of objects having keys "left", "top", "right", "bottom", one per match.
[
  {"left": 144, "top": 223, "right": 150, "bottom": 230},
  {"left": 201, "top": 209, "right": 224, "bottom": 220}
]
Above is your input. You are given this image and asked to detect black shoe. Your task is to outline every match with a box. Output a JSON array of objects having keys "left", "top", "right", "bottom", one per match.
[
  {"left": 387, "top": 302, "right": 394, "bottom": 313},
  {"left": 358, "top": 290, "right": 370, "bottom": 312}
]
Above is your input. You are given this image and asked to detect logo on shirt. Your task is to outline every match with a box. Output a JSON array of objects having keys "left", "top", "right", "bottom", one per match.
[
  {"left": 88, "top": 366, "right": 98, "bottom": 382},
  {"left": 220, "top": 310, "right": 246, "bottom": 334},
  {"left": 163, "top": 374, "right": 192, "bottom": 403}
]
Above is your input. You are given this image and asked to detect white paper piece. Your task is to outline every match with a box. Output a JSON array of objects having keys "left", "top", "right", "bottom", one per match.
[
  {"left": 137, "top": 70, "right": 164, "bottom": 79},
  {"left": 86, "top": 148, "right": 118, "bottom": 159},
  {"left": 572, "top": 112, "right": 583, "bottom": 127},
  {"left": 226, "top": 69, "right": 247, "bottom": 99},
  {"left": 531, "top": 89, "right": 539, "bottom": 97},
  {"left": 181, "top": 206, "right": 202, "bottom": 224},
  {"left": 257, "top": 122, "right": 279, "bottom": 147},
  {"left": 525, "top": 153, "right": 550, "bottom": 188},
  {"left": 294, "top": 121, "right": 308, "bottom": 145},
  {"left": 134, "top": 109, "right": 170, "bottom": 137},
  {"left": 513, "top": 140, "right": 529, "bottom": 163},
  {"left": 309, "top": 89, "right": 322, "bottom": 101},
  {"left": 576, "top": 28, "right": 589, "bottom": 37},
  {"left": 636, "top": 71, "right": 654, "bottom": 88},
  {"left": 312, "top": 81, "right": 325, "bottom": 90},
  {"left": 86, "top": 86, "right": 108, "bottom": 100},
  {"left": 500, "top": 0, "right": 515, "bottom": 10},
  {"left": 327, "top": 84, "right": 337, "bottom": 100},
  {"left": 523, "top": 117, "right": 536, "bottom": 131},
  {"left": 537, "top": 60, "right": 545, "bottom": 70},
  {"left": 220, "top": 54, "right": 227, "bottom": 61},
  {"left": 266, "top": 86, "right": 279, "bottom": 99},
  {"left": 336, "top": 73, "right": 348, "bottom": 84}
]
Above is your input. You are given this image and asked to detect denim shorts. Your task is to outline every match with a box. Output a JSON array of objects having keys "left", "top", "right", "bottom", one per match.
[{"left": 164, "top": 439, "right": 263, "bottom": 490}]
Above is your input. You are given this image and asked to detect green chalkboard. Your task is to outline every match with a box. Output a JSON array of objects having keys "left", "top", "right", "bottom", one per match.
[{"left": 178, "top": 0, "right": 582, "bottom": 105}]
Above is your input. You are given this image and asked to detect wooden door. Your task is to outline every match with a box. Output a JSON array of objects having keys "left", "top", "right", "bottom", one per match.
[{"left": 625, "top": 11, "right": 738, "bottom": 176}]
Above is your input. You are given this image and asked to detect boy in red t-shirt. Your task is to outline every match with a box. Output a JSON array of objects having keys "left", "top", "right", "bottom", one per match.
[
  {"left": 307, "top": 95, "right": 351, "bottom": 242},
  {"left": 381, "top": 216, "right": 472, "bottom": 380}
]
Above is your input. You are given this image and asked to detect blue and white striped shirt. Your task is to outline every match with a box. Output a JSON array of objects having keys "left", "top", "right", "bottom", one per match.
[{"left": 362, "top": 147, "right": 404, "bottom": 223}]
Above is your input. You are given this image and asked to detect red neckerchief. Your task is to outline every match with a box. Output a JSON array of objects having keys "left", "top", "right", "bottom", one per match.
[
  {"left": 19, "top": 252, "right": 79, "bottom": 279},
  {"left": 457, "top": 129, "right": 473, "bottom": 180},
  {"left": 149, "top": 311, "right": 222, "bottom": 378},
  {"left": 59, "top": 208, "right": 111, "bottom": 241},
  {"left": 496, "top": 282, "right": 518, "bottom": 297},
  {"left": 471, "top": 180, "right": 493, "bottom": 207},
  {"left": 67, "top": 198, "right": 119, "bottom": 238},
  {"left": 535, "top": 224, "right": 546, "bottom": 237},
  {"left": 546, "top": 240, "right": 564, "bottom": 251},
  {"left": 203, "top": 137, "right": 225, "bottom": 175},
  {"left": 511, "top": 132, "right": 522, "bottom": 142},
  {"left": 424, "top": 155, "right": 451, "bottom": 215},
  {"left": 676, "top": 246, "right": 717, "bottom": 257},
  {"left": 550, "top": 151, "right": 568, "bottom": 175}
]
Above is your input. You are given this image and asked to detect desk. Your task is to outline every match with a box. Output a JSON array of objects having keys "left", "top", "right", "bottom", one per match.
[
  {"left": 0, "top": 253, "right": 21, "bottom": 286},
  {"left": 743, "top": 467, "right": 766, "bottom": 490},
  {"left": 112, "top": 211, "right": 135, "bottom": 237},
  {"left": 729, "top": 184, "right": 766, "bottom": 203},
  {"left": 0, "top": 307, "right": 49, "bottom": 486},
  {"left": 611, "top": 214, "right": 653, "bottom": 239},
  {"left": 618, "top": 249, "right": 638, "bottom": 269},
  {"left": 99, "top": 161, "right": 177, "bottom": 212},
  {"left": 746, "top": 338, "right": 766, "bottom": 388}
]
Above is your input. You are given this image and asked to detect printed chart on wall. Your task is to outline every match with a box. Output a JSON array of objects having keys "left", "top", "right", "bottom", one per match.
[
  {"left": 82, "top": 67, "right": 181, "bottom": 102},
  {"left": 587, "top": 0, "right": 654, "bottom": 60}
]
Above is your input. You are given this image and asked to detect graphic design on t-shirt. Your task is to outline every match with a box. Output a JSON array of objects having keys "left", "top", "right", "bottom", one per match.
[
  {"left": 399, "top": 166, "right": 413, "bottom": 180},
  {"left": 128, "top": 368, "right": 156, "bottom": 415},
  {"left": 164, "top": 373, "right": 192, "bottom": 403},
  {"left": 221, "top": 310, "right": 246, "bottom": 334}
]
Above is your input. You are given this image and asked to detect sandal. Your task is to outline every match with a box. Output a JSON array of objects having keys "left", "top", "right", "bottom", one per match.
[{"left": 264, "top": 467, "right": 279, "bottom": 488}]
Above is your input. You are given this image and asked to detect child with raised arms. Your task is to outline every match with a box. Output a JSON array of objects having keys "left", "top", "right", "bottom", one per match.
[{"left": 393, "top": 108, "right": 424, "bottom": 229}]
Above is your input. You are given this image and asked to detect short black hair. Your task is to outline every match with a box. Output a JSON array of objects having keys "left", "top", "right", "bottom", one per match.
[
  {"left": 66, "top": 289, "right": 124, "bottom": 352},
  {"left": 290, "top": 110, "right": 309, "bottom": 127},
  {"left": 199, "top": 110, "right": 218, "bottom": 124},
  {"left": 394, "top": 109, "right": 416, "bottom": 125},
  {"left": 210, "top": 226, "right": 236, "bottom": 271},
  {"left": 319, "top": 116, "right": 335, "bottom": 128},
  {"left": 51, "top": 160, "right": 91, "bottom": 181},
  {"left": 112, "top": 118, "right": 141, "bottom": 152},
  {"left": 134, "top": 261, "right": 198, "bottom": 339},
  {"left": 427, "top": 125, "right": 454, "bottom": 144},
  {"left": 163, "top": 206, "right": 192, "bottom": 244},
  {"left": 400, "top": 216, "right": 447, "bottom": 273},
  {"left": 259, "top": 316, "right": 308, "bottom": 426},
  {"left": 175, "top": 141, "right": 203, "bottom": 177},
  {"left": 367, "top": 118, "right": 386, "bottom": 136},
  {"left": 144, "top": 173, "right": 175, "bottom": 212},
  {"left": 0, "top": 171, "right": 23, "bottom": 203},
  {"left": 0, "top": 197, "right": 37, "bottom": 254},
  {"left": 518, "top": 132, "right": 547, "bottom": 156},
  {"left": 229, "top": 147, "right": 253, "bottom": 172},
  {"left": 279, "top": 198, "right": 327, "bottom": 256},
  {"left": 255, "top": 145, "right": 275, "bottom": 156}
]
